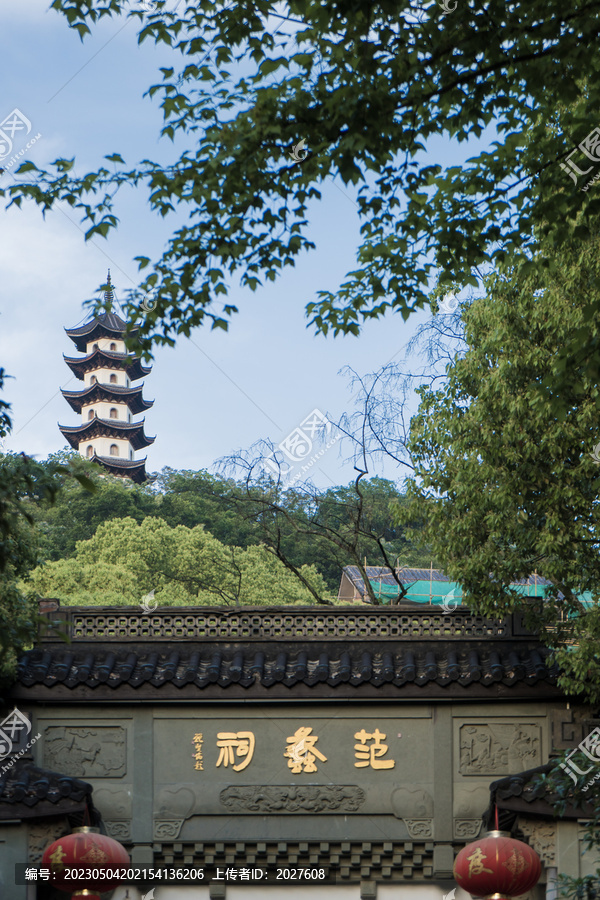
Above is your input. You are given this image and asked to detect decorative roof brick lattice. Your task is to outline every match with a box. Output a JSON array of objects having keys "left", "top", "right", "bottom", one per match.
[
  {"left": 9, "top": 605, "right": 562, "bottom": 701},
  {"left": 152, "top": 839, "right": 436, "bottom": 881},
  {"left": 40, "top": 605, "right": 532, "bottom": 643}
]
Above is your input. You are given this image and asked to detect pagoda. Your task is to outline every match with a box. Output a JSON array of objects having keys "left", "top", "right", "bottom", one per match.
[{"left": 58, "top": 272, "right": 155, "bottom": 483}]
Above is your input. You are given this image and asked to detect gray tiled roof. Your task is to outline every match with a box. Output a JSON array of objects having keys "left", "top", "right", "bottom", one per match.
[
  {"left": 0, "top": 760, "right": 92, "bottom": 812},
  {"left": 15, "top": 642, "right": 559, "bottom": 696}
]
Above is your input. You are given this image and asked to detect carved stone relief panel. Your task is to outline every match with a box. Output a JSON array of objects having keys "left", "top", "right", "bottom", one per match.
[
  {"left": 454, "top": 786, "right": 490, "bottom": 820},
  {"left": 28, "top": 820, "right": 71, "bottom": 865},
  {"left": 94, "top": 787, "right": 132, "bottom": 843},
  {"left": 153, "top": 787, "right": 196, "bottom": 840},
  {"left": 454, "top": 819, "right": 483, "bottom": 840},
  {"left": 93, "top": 787, "right": 132, "bottom": 819},
  {"left": 105, "top": 821, "right": 131, "bottom": 841},
  {"left": 43, "top": 727, "right": 126, "bottom": 777},
  {"left": 155, "top": 787, "right": 196, "bottom": 819},
  {"left": 403, "top": 818, "right": 433, "bottom": 838},
  {"left": 390, "top": 786, "right": 433, "bottom": 820},
  {"left": 551, "top": 709, "right": 585, "bottom": 751},
  {"left": 154, "top": 820, "right": 185, "bottom": 840},
  {"left": 220, "top": 785, "right": 366, "bottom": 813},
  {"left": 459, "top": 724, "right": 541, "bottom": 775},
  {"left": 519, "top": 821, "right": 556, "bottom": 866},
  {"left": 549, "top": 708, "right": 600, "bottom": 756}
]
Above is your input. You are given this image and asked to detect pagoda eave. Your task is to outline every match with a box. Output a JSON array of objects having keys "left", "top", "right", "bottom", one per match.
[
  {"left": 61, "top": 383, "right": 154, "bottom": 415},
  {"left": 65, "top": 312, "right": 138, "bottom": 353},
  {"left": 58, "top": 418, "right": 155, "bottom": 451},
  {"left": 93, "top": 454, "right": 148, "bottom": 484},
  {"left": 64, "top": 350, "right": 151, "bottom": 382}
]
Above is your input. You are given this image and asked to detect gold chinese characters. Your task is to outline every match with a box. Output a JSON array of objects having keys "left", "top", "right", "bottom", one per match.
[
  {"left": 216, "top": 732, "right": 256, "bottom": 772},
  {"left": 285, "top": 727, "right": 327, "bottom": 773},
  {"left": 466, "top": 846, "right": 494, "bottom": 877},
  {"left": 191, "top": 725, "right": 396, "bottom": 773},
  {"left": 353, "top": 728, "right": 394, "bottom": 769},
  {"left": 192, "top": 732, "right": 203, "bottom": 771}
]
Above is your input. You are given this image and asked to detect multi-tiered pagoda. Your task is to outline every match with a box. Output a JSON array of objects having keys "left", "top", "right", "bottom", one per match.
[{"left": 58, "top": 273, "right": 155, "bottom": 483}]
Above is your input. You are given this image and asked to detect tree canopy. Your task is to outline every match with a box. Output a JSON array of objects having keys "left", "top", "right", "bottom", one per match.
[
  {"left": 28, "top": 457, "right": 427, "bottom": 594},
  {"left": 4, "top": 0, "right": 600, "bottom": 392},
  {"left": 23, "top": 515, "right": 334, "bottom": 606},
  {"left": 0, "top": 387, "right": 95, "bottom": 684},
  {"left": 219, "top": 469, "right": 433, "bottom": 601},
  {"left": 402, "top": 232, "right": 600, "bottom": 699}
]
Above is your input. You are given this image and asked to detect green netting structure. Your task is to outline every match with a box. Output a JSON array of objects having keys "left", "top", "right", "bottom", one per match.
[{"left": 369, "top": 578, "right": 595, "bottom": 607}]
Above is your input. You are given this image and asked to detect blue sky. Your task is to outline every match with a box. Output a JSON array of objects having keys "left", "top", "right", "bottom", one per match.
[{"left": 0, "top": 1, "right": 475, "bottom": 488}]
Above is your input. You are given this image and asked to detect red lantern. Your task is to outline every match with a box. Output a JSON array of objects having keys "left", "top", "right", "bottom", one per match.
[
  {"left": 67, "top": 895, "right": 101, "bottom": 900},
  {"left": 453, "top": 830, "right": 541, "bottom": 900},
  {"left": 42, "top": 826, "right": 129, "bottom": 897}
]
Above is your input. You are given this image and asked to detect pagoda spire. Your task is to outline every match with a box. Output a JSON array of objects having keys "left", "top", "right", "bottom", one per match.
[{"left": 104, "top": 269, "right": 115, "bottom": 307}]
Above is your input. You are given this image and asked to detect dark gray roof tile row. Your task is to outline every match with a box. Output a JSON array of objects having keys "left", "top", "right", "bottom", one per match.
[
  {"left": 0, "top": 761, "right": 92, "bottom": 809},
  {"left": 17, "top": 644, "right": 558, "bottom": 692}
]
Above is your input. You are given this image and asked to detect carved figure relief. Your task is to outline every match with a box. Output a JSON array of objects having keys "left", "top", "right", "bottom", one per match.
[
  {"left": 28, "top": 820, "right": 71, "bottom": 865},
  {"left": 43, "top": 727, "right": 126, "bottom": 777},
  {"left": 220, "top": 785, "right": 366, "bottom": 813},
  {"left": 459, "top": 724, "right": 540, "bottom": 775},
  {"left": 519, "top": 821, "right": 556, "bottom": 865}
]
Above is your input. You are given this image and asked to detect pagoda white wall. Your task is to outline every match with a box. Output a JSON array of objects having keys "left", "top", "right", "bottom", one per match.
[
  {"left": 79, "top": 436, "right": 135, "bottom": 460},
  {"left": 86, "top": 336, "right": 126, "bottom": 354},
  {"left": 82, "top": 400, "right": 133, "bottom": 422},
  {"left": 84, "top": 367, "right": 131, "bottom": 387}
]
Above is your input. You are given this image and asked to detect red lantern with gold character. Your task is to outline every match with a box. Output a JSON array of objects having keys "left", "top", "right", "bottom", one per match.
[
  {"left": 42, "top": 826, "right": 129, "bottom": 897},
  {"left": 453, "top": 830, "right": 541, "bottom": 900}
]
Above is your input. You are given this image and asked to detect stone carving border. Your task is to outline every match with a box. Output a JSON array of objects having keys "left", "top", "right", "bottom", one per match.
[
  {"left": 454, "top": 819, "right": 483, "bottom": 840},
  {"left": 154, "top": 820, "right": 185, "bottom": 840},
  {"left": 220, "top": 785, "right": 366, "bottom": 813},
  {"left": 403, "top": 819, "right": 433, "bottom": 838},
  {"left": 105, "top": 821, "right": 131, "bottom": 841}
]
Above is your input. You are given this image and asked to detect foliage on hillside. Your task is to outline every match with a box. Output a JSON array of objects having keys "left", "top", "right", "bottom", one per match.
[
  {"left": 30, "top": 461, "right": 428, "bottom": 593},
  {"left": 23, "top": 515, "right": 334, "bottom": 606}
]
